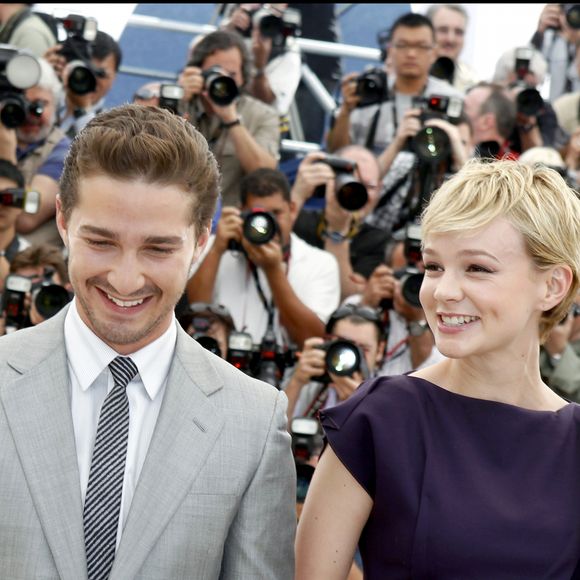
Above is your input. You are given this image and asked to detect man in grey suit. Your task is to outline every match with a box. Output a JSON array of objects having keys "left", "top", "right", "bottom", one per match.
[{"left": 0, "top": 104, "right": 296, "bottom": 579}]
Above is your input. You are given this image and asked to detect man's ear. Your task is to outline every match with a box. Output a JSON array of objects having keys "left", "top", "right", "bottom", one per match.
[
  {"left": 540, "top": 264, "right": 573, "bottom": 312},
  {"left": 55, "top": 195, "right": 68, "bottom": 248},
  {"left": 193, "top": 224, "right": 210, "bottom": 261}
]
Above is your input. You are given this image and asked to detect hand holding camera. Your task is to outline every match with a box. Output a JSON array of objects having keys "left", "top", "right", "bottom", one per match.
[
  {"left": 215, "top": 206, "right": 244, "bottom": 254},
  {"left": 361, "top": 264, "right": 395, "bottom": 309},
  {"left": 339, "top": 72, "right": 362, "bottom": 113},
  {"left": 291, "top": 152, "right": 336, "bottom": 207}
]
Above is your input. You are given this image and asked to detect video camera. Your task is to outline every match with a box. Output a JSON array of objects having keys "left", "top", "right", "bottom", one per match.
[
  {"left": 311, "top": 338, "right": 369, "bottom": 384},
  {"left": 239, "top": 5, "right": 302, "bottom": 47},
  {"left": 355, "top": 66, "right": 389, "bottom": 108},
  {"left": 511, "top": 47, "right": 544, "bottom": 117},
  {"left": 228, "top": 208, "right": 279, "bottom": 252},
  {"left": 56, "top": 14, "right": 103, "bottom": 96},
  {"left": 410, "top": 94, "right": 463, "bottom": 164},
  {"left": 381, "top": 223, "right": 424, "bottom": 310},
  {"left": 0, "top": 45, "right": 42, "bottom": 128},
  {"left": 312, "top": 155, "right": 369, "bottom": 211},
  {"left": 201, "top": 66, "right": 238, "bottom": 107},
  {"left": 3, "top": 268, "right": 72, "bottom": 332},
  {"left": 0, "top": 188, "right": 40, "bottom": 214}
]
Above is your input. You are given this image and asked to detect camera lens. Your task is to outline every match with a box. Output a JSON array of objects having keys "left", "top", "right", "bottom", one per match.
[
  {"left": 516, "top": 88, "right": 543, "bottom": 116},
  {"left": 567, "top": 4, "right": 580, "bottom": 29},
  {"left": 0, "top": 97, "right": 27, "bottom": 128},
  {"left": 258, "top": 13, "right": 284, "bottom": 38},
  {"left": 243, "top": 211, "right": 277, "bottom": 245},
  {"left": 194, "top": 334, "right": 222, "bottom": 357},
  {"left": 325, "top": 340, "right": 361, "bottom": 376},
  {"left": 34, "top": 285, "right": 72, "bottom": 319},
  {"left": 399, "top": 272, "right": 424, "bottom": 308},
  {"left": 412, "top": 126, "right": 451, "bottom": 163},
  {"left": 335, "top": 175, "right": 368, "bottom": 211},
  {"left": 430, "top": 56, "right": 455, "bottom": 83},
  {"left": 204, "top": 70, "right": 239, "bottom": 106},
  {"left": 67, "top": 60, "right": 97, "bottom": 95}
]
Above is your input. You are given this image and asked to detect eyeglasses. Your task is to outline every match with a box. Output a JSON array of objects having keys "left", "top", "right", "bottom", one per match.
[
  {"left": 326, "top": 304, "right": 385, "bottom": 335},
  {"left": 390, "top": 42, "right": 435, "bottom": 53}
]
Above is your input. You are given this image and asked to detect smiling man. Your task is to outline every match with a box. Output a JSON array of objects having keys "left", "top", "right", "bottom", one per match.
[{"left": 0, "top": 104, "right": 296, "bottom": 580}]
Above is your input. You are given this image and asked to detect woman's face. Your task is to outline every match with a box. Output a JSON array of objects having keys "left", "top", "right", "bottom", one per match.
[{"left": 419, "top": 217, "right": 550, "bottom": 361}]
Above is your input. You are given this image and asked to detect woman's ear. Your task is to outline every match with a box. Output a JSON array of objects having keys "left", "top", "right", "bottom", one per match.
[{"left": 540, "top": 265, "right": 573, "bottom": 311}]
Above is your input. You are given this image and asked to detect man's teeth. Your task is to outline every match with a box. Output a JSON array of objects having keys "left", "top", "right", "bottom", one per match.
[
  {"left": 107, "top": 294, "right": 144, "bottom": 308},
  {"left": 441, "top": 315, "right": 479, "bottom": 326}
]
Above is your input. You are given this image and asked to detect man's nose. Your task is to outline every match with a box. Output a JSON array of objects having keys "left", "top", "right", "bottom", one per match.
[{"left": 107, "top": 253, "right": 146, "bottom": 297}]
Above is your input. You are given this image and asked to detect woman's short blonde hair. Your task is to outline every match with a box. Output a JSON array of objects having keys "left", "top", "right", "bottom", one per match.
[{"left": 420, "top": 158, "right": 580, "bottom": 341}]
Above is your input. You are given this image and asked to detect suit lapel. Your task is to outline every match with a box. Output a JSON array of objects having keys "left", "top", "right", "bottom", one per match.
[
  {"left": 0, "top": 312, "right": 88, "bottom": 580},
  {"left": 111, "top": 329, "right": 226, "bottom": 579}
]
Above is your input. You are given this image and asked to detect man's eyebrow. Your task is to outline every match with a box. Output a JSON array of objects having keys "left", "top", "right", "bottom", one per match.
[{"left": 79, "top": 226, "right": 184, "bottom": 245}]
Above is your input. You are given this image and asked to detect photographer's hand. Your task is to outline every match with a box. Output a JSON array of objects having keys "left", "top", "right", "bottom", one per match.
[
  {"left": 243, "top": 237, "right": 284, "bottom": 272},
  {"left": 330, "top": 371, "right": 363, "bottom": 401},
  {"left": 0, "top": 122, "right": 17, "bottom": 164},
  {"left": 44, "top": 44, "right": 67, "bottom": 80},
  {"left": 251, "top": 26, "right": 272, "bottom": 72},
  {"left": 537, "top": 3, "right": 563, "bottom": 34},
  {"left": 290, "top": 152, "right": 335, "bottom": 213},
  {"left": 377, "top": 108, "right": 422, "bottom": 178},
  {"left": 223, "top": 5, "right": 256, "bottom": 33},
  {"left": 214, "top": 206, "right": 243, "bottom": 254},
  {"left": 178, "top": 66, "right": 204, "bottom": 102},
  {"left": 326, "top": 72, "right": 359, "bottom": 152},
  {"left": 360, "top": 264, "right": 395, "bottom": 308}
]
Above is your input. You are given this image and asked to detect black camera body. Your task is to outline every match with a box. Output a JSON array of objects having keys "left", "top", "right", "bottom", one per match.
[
  {"left": 430, "top": 56, "right": 456, "bottom": 84},
  {"left": 511, "top": 47, "right": 544, "bottom": 117},
  {"left": 291, "top": 416, "right": 322, "bottom": 503},
  {"left": 202, "top": 66, "right": 238, "bottom": 107},
  {"left": 228, "top": 208, "right": 279, "bottom": 252},
  {"left": 2, "top": 274, "right": 32, "bottom": 331},
  {"left": 312, "top": 338, "right": 369, "bottom": 384},
  {"left": 0, "top": 188, "right": 40, "bottom": 214},
  {"left": 355, "top": 67, "right": 389, "bottom": 108},
  {"left": 252, "top": 6, "right": 301, "bottom": 47},
  {"left": 158, "top": 83, "right": 184, "bottom": 115},
  {"left": 0, "top": 44, "right": 42, "bottom": 128},
  {"left": 312, "top": 155, "right": 369, "bottom": 212},
  {"left": 56, "top": 14, "right": 103, "bottom": 96}
]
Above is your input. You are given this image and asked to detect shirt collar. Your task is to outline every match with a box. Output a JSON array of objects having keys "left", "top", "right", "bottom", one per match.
[{"left": 64, "top": 298, "right": 177, "bottom": 400}]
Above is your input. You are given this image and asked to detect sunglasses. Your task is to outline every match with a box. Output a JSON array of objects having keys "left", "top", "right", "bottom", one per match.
[{"left": 325, "top": 304, "right": 384, "bottom": 335}]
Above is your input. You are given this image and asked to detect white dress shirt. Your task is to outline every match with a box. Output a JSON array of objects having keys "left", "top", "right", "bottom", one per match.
[{"left": 64, "top": 299, "right": 176, "bottom": 549}]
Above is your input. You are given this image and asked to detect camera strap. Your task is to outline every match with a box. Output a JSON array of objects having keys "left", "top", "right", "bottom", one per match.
[
  {"left": 364, "top": 106, "right": 382, "bottom": 151},
  {"left": 303, "top": 383, "right": 330, "bottom": 418},
  {"left": 250, "top": 264, "right": 276, "bottom": 327},
  {"left": 0, "top": 7, "right": 32, "bottom": 44}
]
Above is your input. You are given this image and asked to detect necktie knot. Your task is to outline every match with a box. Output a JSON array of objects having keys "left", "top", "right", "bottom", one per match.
[{"left": 109, "top": 356, "right": 138, "bottom": 390}]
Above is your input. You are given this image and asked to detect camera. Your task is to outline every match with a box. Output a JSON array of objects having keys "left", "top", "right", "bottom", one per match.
[
  {"left": 228, "top": 208, "right": 279, "bottom": 252},
  {"left": 186, "top": 311, "right": 224, "bottom": 357},
  {"left": 2, "top": 274, "right": 32, "bottom": 331},
  {"left": 158, "top": 83, "right": 184, "bottom": 115},
  {"left": 312, "top": 155, "right": 369, "bottom": 211},
  {"left": 312, "top": 338, "right": 369, "bottom": 384},
  {"left": 355, "top": 66, "right": 389, "bottom": 108},
  {"left": 0, "top": 188, "right": 40, "bottom": 214},
  {"left": 430, "top": 56, "right": 456, "bottom": 84},
  {"left": 31, "top": 268, "right": 72, "bottom": 320},
  {"left": 201, "top": 66, "right": 238, "bottom": 107},
  {"left": 410, "top": 94, "right": 463, "bottom": 164},
  {"left": 291, "top": 417, "right": 323, "bottom": 503},
  {"left": 226, "top": 330, "right": 255, "bottom": 374},
  {"left": 511, "top": 47, "right": 544, "bottom": 117},
  {"left": 0, "top": 45, "right": 42, "bottom": 128},
  {"left": 251, "top": 6, "right": 301, "bottom": 47},
  {"left": 253, "top": 325, "right": 284, "bottom": 388},
  {"left": 56, "top": 14, "right": 103, "bottom": 96},
  {"left": 565, "top": 4, "right": 580, "bottom": 29}
]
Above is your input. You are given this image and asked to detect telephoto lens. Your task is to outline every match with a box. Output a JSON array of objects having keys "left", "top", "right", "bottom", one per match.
[
  {"left": 242, "top": 210, "right": 278, "bottom": 244},
  {"left": 412, "top": 126, "right": 451, "bottom": 163},
  {"left": 202, "top": 66, "right": 239, "bottom": 106}
]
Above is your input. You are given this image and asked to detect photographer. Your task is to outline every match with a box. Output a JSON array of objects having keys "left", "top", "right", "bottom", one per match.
[
  {"left": 186, "top": 167, "right": 340, "bottom": 349},
  {"left": 220, "top": 3, "right": 302, "bottom": 117},
  {"left": 45, "top": 25, "right": 122, "bottom": 138},
  {"left": 326, "top": 12, "right": 462, "bottom": 156},
  {"left": 179, "top": 29, "right": 279, "bottom": 207},
  {"left": 493, "top": 45, "right": 568, "bottom": 155},
  {"left": 350, "top": 227, "right": 444, "bottom": 376},
  {"left": 2, "top": 243, "right": 70, "bottom": 333},
  {"left": 0, "top": 56, "right": 71, "bottom": 250},
  {"left": 540, "top": 296, "right": 580, "bottom": 402},
  {"left": 283, "top": 303, "right": 385, "bottom": 419},
  {"left": 292, "top": 145, "right": 389, "bottom": 300}
]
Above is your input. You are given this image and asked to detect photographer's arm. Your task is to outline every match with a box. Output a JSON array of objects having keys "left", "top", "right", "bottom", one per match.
[
  {"left": 248, "top": 28, "right": 276, "bottom": 105},
  {"left": 325, "top": 73, "right": 359, "bottom": 153},
  {"left": 225, "top": 120, "right": 278, "bottom": 171},
  {"left": 16, "top": 174, "right": 58, "bottom": 233}
]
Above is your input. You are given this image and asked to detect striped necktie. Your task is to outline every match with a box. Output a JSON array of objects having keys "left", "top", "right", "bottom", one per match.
[{"left": 83, "top": 356, "right": 139, "bottom": 580}]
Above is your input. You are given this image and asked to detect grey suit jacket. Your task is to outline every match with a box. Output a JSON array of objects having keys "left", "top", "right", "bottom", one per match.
[{"left": 0, "top": 307, "right": 296, "bottom": 579}]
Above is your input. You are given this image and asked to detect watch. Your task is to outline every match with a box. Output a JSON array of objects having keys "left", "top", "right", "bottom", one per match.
[
  {"left": 221, "top": 117, "right": 241, "bottom": 129},
  {"left": 407, "top": 320, "right": 429, "bottom": 337},
  {"left": 322, "top": 229, "right": 349, "bottom": 244}
]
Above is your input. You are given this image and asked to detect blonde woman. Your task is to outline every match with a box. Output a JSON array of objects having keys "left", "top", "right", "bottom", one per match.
[{"left": 295, "top": 159, "right": 580, "bottom": 579}]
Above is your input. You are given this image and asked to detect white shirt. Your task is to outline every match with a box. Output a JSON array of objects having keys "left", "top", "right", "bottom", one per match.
[
  {"left": 64, "top": 299, "right": 176, "bottom": 549},
  {"left": 190, "top": 232, "right": 340, "bottom": 347}
]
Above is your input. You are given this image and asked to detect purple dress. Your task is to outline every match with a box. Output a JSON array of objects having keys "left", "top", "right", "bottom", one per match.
[{"left": 319, "top": 375, "right": 580, "bottom": 579}]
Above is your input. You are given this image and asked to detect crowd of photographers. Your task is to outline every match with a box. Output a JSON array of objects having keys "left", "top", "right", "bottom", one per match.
[{"left": 0, "top": 2, "right": 579, "bottom": 548}]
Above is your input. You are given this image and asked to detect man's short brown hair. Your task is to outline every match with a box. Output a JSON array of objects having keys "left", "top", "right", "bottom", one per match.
[{"left": 59, "top": 104, "right": 220, "bottom": 236}]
